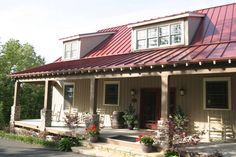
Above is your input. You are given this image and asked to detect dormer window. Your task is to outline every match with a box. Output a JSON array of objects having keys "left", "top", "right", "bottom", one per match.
[
  {"left": 64, "top": 41, "right": 79, "bottom": 60},
  {"left": 135, "top": 21, "right": 184, "bottom": 50}
]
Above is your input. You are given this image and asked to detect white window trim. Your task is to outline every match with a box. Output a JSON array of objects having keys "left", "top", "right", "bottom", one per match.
[
  {"left": 203, "top": 77, "right": 231, "bottom": 111},
  {"left": 103, "top": 81, "right": 120, "bottom": 106},
  {"left": 63, "top": 82, "right": 75, "bottom": 111},
  {"left": 132, "top": 20, "right": 185, "bottom": 51},
  {"left": 63, "top": 40, "right": 80, "bottom": 60}
]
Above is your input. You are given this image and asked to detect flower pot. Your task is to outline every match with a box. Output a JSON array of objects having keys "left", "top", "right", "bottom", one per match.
[
  {"left": 141, "top": 143, "right": 152, "bottom": 153},
  {"left": 89, "top": 135, "right": 99, "bottom": 143},
  {"left": 127, "top": 123, "right": 134, "bottom": 130}
]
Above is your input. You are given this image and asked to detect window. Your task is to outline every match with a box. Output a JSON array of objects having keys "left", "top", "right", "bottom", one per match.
[
  {"left": 103, "top": 81, "right": 120, "bottom": 106},
  {"left": 135, "top": 22, "right": 184, "bottom": 50},
  {"left": 64, "top": 41, "right": 78, "bottom": 59},
  {"left": 63, "top": 83, "right": 75, "bottom": 110},
  {"left": 203, "top": 77, "right": 231, "bottom": 110}
]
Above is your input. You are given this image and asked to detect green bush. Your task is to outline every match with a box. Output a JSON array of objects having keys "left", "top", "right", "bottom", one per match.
[
  {"left": 58, "top": 137, "right": 81, "bottom": 152},
  {"left": 165, "top": 149, "right": 180, "bottom": 157}
]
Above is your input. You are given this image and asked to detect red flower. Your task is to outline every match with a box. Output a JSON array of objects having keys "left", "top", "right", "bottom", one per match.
[
  {"left": 136, "top": 134, "right": 144, "bottom": 142},
  {"left": 86, "top": 124, "right": 99, "bottom": 136}
]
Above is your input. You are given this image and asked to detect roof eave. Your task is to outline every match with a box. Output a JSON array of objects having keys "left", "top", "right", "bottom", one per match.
[
  {"left": 128, "top": 12, "right": 205, "bottom": 28},
  {"left": 59, "top": 31, "right": 116, "bottom": 42}
]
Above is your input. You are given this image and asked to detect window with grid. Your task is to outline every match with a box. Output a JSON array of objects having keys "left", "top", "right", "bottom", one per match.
[
  {"left": 103, "top": 81, "right": 120, "bottom": 106},
  {"left": 204, "top": 78, "right": 231, "bottom": 110},
  {"left": 64, "top": 41, "right": 78, "bottom": 59},
  {"left": 64, "top": 83, "right": 75, "bottom": 110},
  {"left": 135, "top": 22, "right": 183, "bottom": 50}
]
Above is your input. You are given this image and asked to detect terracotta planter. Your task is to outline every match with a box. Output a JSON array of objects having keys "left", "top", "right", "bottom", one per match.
[
  {"left": 141, "top": 143, "right": 152, "bottom": 153},
  {"left": 89, "top": 135, "right": 99, "bottom": 143},
  {"left": 127, "top": 123, "right": 135, "bottom": 130}
]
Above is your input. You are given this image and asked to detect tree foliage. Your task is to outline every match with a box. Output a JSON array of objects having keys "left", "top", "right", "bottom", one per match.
[{"left": 0, "top": 39, "right": 45, "bottom": 127}]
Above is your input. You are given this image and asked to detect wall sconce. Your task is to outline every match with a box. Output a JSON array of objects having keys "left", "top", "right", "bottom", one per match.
[
  {"left": 130, "top": 89, "right": 136, "bottom": 96},
  {"left": 179, "top": 88, "right": 185, "bottom": 96}
]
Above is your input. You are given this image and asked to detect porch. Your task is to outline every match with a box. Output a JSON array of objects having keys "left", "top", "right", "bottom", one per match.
[
  {"left": 10, "top": 65, "right": 236, "bottom": 142},
  {"left": 13, "top": 119, "right": 155, "bottom": 138}
]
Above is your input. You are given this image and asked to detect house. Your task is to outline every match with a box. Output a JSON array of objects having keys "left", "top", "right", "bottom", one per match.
[{"left": 10, "top": 3, "right": 236, "bottom": 141}]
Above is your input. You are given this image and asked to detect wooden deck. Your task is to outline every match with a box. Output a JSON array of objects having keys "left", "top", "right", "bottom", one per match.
[{"left": 14, "top": 119, "right": 156, "bottom": 138}]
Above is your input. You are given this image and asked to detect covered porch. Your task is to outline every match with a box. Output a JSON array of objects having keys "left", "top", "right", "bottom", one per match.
[{"left": 9, "top": 58, "right": 236, "bottom": 142}]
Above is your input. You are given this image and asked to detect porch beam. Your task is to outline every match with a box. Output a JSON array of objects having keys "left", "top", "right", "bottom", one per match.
[
  {"left": 15, "top": 66, "right": 236, "bottom": 82},
  {"left": 160, "top": 75, "right": 169, "bottom": 120},
  {"left": 89, "top": 78, "right": 98, "bottom": 114},
  {"left": 44, "top": 80, "right": 52, "bottom": 110},
  {"left": 10, "top": 81, "right": 21, "bottom": 126}
]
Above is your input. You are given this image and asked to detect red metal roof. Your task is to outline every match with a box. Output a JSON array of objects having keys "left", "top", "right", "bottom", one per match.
[{"left": 11, "top": 3, "right": 236, "bottom": 78}]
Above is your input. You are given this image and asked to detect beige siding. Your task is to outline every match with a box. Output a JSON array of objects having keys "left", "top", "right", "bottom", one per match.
[
  {"left": 169, "top": 74, "right": 236, "bottom": 139},
  {"left": 51, "top": 82, "right": 63, "bottom": 121},
  {"left": 96, "top": 77, "right": 161, "bottom": 115},
  {"left": 74, "top": 79, "right": 90, "bottom": 112},
  {"left": 52, "top": 77, "right": 161, "bottom": 120},
  {"left": 51, "top": 80, "right": 91, "bottom": 120}
]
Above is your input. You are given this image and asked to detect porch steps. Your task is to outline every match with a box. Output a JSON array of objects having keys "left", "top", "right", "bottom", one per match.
[{"left": 72, "top": 140, "right": 164, "bottom": 157}]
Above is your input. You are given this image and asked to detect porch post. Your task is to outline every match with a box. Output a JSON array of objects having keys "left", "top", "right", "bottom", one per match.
[
  {"left": 40, "top": 80, "right": 52, "bottom": 131},
  {"left": 158, "top": 74, "right": 170, "bottom": 149},
  {"left": 10, "top": 80, "right": 21, "bottom": 127},
  {"left": 89, "top": 78, "right": 98, "bottom": 114},
  {"left": 89, "top": 78, "right": 99, "bottom": 127},
  {"left": 161, "top": 74, "right": 169, "bottom": 120}
]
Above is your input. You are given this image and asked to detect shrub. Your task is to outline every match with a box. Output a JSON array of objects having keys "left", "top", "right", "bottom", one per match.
[
  {"left": 58, "top": 137, "right": 81, "bottom": 151},
  {"left": 123, "top": 104, "right": 138, "bottom": 126},
  {"left": 64, "top": 113, "right": 79, "bottom": 129},
  {"left": 136, "top": 134, "right": 154, "bottom": 145},
  {"left": 165, "top": 149, "right": 179, "bottom": 157}
]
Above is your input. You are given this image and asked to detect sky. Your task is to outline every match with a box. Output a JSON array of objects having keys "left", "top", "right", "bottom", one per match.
[{"left": 0, "top": 0, "right": 235, "bottom": 63}]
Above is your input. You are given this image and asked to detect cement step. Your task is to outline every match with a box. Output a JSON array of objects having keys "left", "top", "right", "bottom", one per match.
[{"left": 72, "top": 140, "right": 164, "bottom": 157}]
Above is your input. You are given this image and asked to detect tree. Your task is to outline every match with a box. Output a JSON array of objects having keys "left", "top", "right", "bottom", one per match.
[{"left": 0, "top": 39, "right": 45, "bottom": 128}]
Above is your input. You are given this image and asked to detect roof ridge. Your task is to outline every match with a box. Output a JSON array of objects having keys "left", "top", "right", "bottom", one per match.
[{"left": 193, "top": 2, "right": 236, "bottom": 12}]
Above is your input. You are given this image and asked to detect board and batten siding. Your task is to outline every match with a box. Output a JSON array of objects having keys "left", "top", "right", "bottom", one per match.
[
  {"left": 51, "top": 77, "right": 161, "bottom": 119},
  {"left": 169, "top": 73, "right": 236, "bottom": 139},
  {"left": 51, "top": 79, "right": 91, "bottom": 121},
  {"left": 96, "top": 77, "right": 161, "bottom": 115}
]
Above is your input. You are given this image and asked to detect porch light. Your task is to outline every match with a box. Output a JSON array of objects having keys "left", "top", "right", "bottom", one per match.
[
  {"left": 179, "top": 88, "right": 185, "bottom": 96},
  {"left": 130, "top": 89, "right": 136, "bottom": 96}
]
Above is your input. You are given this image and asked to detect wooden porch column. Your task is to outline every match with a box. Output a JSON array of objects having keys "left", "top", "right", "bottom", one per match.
[
  {"left": 161, "top": 74, "right": 169, "bottom": 120},
  {"left": 40, "top": 80, "right": 52, "bottom": 131},
  {"left": 10, "top": 81, "right": 21, "bottom": 127},
  {"left": 89, "top": 78, "right": 99, "bottom": 128},
  {"left": 89, "top": 78, "right": 98, "bottom": 114}
]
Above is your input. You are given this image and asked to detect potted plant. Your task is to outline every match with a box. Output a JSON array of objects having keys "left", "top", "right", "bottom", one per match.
[
  {"left": 86, "top": 124, "right": 100, "bottom": 143},
  {"left": 136, "top": 134, "right": 154, "bottom": 153},
  {"left": 123, "top": 104, "right": 137, "bottom": 130}
]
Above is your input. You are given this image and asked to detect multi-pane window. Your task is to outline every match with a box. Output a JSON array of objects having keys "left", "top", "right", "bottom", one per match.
[
  {"left": 204, "top": 78, "right": 231, "bottom": 110},
  {"left": 135, "top": 22, "right": 183, "bottom": 49},
  {"left": 137, "top": 30, "right": 147, "bottom": 49},
  {"left": 64, "top": 83, "right": 75, "bottom": 110},
  {"left": 148, "top": 28, "right": 158, "bottom": 48},
  {"left": 64, "top": 41, "right": 78, "bottom": 59},
  {"left": 103, "top": 81, "right": 120, "bottom": 106},
  {"left": 159, "top": 26, "right": 170, "bottom": 46},
  {"left": 171, "top": 24, "right": 182, "bottom": 44}
]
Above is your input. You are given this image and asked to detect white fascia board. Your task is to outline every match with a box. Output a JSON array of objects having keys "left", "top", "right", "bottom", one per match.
[
  {"left": 128, "top": 12, "right": 205, "bottom": 28},
  {"left": 60, "top": 32, "right": 115, "bottom": 42}
]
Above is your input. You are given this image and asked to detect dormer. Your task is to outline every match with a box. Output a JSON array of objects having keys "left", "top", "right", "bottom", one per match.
[
  {"left": 60, "top": 31, "right": 115, "bottom": 60},
  {"left": 128, "top": 12, "right": 205, "bottom": 51}
]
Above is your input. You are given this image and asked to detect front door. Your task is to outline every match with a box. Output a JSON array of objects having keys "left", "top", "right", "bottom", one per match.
[{"left": 140, "top": 88, "right": 161, "bottom": 129}]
